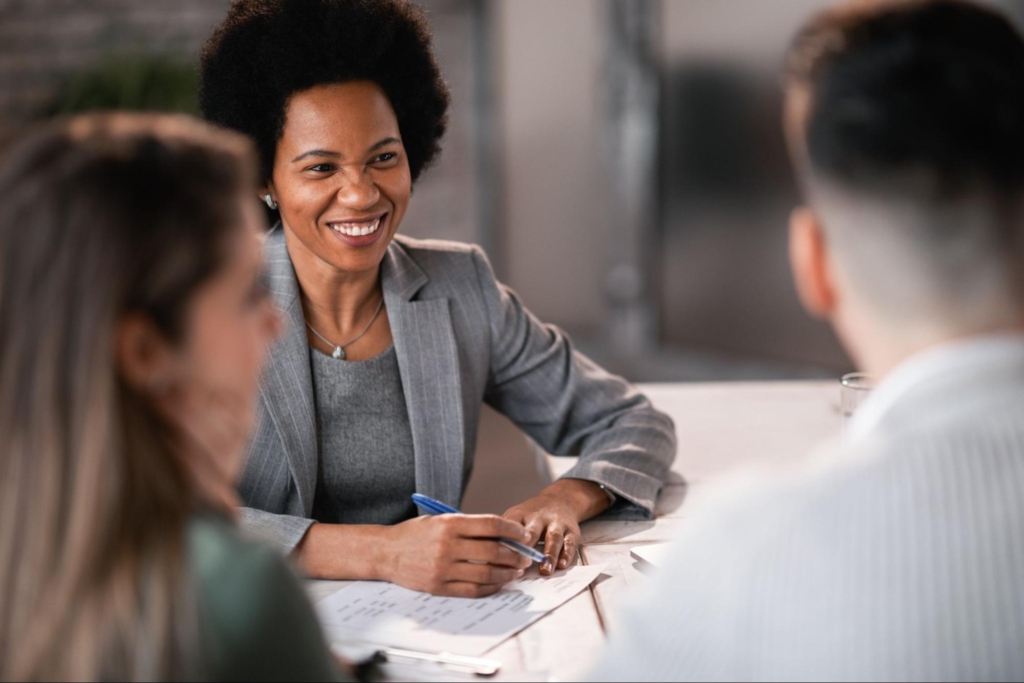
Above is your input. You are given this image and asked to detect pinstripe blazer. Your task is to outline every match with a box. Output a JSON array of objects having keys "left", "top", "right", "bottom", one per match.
[
  {"left": 239, "top": 228, "right": 677, "bottom": 551},
  {"left": 593, "top": 338, "right": 1024, "bottom": 682}
]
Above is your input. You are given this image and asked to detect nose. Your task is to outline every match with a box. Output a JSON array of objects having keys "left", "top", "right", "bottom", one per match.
[{"left": 336, "top": 168, "right": 380, "bottom": 210}]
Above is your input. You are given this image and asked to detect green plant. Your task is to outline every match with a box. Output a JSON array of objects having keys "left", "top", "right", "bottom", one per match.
[{"left": 46, "top": 54, "right": 199, "bottom": 116}]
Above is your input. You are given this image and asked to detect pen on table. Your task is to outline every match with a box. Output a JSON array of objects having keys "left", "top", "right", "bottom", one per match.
[
  {"left": 334, "top": 643, "right": 502, "bottom": 678},
  {"left": 411, "top": 493, "right": 547, "bottom": 565}
]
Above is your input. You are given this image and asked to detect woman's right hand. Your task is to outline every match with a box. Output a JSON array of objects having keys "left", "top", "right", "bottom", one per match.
[{"left": 380, "top": 515, "right": 534, "bottom": 597}]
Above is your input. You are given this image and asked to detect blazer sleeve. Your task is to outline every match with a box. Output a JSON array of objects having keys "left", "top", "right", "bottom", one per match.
[
  {"left": 470, "top": 247, "right": 677, "bottom": 516},
  {"left": 238, "top": 507, "right": 315, "bottom": 555}
]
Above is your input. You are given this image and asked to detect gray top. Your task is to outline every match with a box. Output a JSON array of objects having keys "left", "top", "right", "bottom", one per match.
[{"left": 309, "top": 345, "right": 418, "bottom": 526}]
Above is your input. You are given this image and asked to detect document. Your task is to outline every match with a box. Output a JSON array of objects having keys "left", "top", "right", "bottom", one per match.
[
  {"left": 315, "top": 564, "right": 607, "bottom": 657},
  {"left": 631, "top": 543, "right": 672, "bottom": 567}
]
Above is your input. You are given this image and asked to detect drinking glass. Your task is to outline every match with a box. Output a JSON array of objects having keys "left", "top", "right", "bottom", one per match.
[{"left": 840, "top": 372, "right": 875, "bottom": 430}]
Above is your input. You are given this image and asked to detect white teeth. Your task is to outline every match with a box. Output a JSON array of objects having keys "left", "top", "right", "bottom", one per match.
[{"left": 329, "top": 217, "right": 381, "bottom": 237}]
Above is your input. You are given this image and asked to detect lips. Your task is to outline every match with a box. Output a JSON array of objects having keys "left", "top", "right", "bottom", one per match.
[
  {"left": 324, "top": 212, "right": 389, "bottom": 248},
  {"left": 327, "top": 215, "right": 382, "bottom": 237}
]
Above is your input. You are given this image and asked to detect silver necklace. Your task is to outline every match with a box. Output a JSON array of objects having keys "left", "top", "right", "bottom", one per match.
[{"left": 305, "top": 296, "right": 385, "bottom": 360}]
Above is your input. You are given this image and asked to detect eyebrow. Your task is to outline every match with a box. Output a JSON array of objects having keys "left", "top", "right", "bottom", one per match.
[
  {"left": 291, "top": 137, "right": 402, "bottom": 164},
  {"left": 291, "top": 149, "right": 340, "bottom": 163},
  {"left": 367, "top": 137, "right": 401, "bottom": 153}
]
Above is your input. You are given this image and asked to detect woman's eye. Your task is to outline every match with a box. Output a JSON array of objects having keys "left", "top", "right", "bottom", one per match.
[
  {"left": 308, "top": 164, "right": 334, "bottom": 173},
  {"left": 374, "top": 153, "right": 397, "bottom": 163}
]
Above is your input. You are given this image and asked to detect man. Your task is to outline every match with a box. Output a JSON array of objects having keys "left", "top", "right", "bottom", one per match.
[{"left": 592, "top": 1, "right": 1024, "bottom": 680}]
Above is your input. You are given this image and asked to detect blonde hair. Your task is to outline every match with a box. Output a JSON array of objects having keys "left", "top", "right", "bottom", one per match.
[{"left": 0, "top": 114, "right": 258, "bottom": 681}]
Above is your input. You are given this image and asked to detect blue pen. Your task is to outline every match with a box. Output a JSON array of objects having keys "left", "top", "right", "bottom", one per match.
[{"left": 412, "top": 493, "right": 547, "bottom": 564}]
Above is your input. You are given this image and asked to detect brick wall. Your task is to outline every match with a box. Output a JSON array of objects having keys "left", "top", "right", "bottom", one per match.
[
  {"left": 0, "top": 0, "right": 232, "bottom": 124},
  {"left": 0, "top": 0, "right": 488, "bottom": 245}
]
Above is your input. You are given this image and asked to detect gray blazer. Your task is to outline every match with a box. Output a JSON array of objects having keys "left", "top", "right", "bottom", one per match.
[{"left": 239, "top": 228, "right": 677, "bottom": 551}]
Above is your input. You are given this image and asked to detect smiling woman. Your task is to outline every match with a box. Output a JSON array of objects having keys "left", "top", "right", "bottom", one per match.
[
  {"left": 199, "top": 0, "right": 677, "bottom": 598},
  {"left": 272, "top": 82, "right": 411, "bottom": 289}
]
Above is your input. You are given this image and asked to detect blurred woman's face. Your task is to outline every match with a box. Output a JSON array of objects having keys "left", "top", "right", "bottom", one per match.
[
  {"left": 268, "top": 80, "right": 412, "bottom": 277},
  {"left": 180, "top": 199, "right": 281, "bottom": 428},
  {"left": 143, "top": 199, "right": 282, "bottom": 504}
]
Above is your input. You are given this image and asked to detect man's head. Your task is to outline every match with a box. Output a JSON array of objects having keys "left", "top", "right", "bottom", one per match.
[{"left": 783, "top": 0, "right": 1024, "bottom": 374}]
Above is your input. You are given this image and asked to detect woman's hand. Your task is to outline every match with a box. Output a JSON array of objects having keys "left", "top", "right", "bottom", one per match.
[
  {"left": 503, "top": 479, "right": 612, "bottom": 576},
  {"left": 379, "top": 515, "right": 534, "bottom": 598}
]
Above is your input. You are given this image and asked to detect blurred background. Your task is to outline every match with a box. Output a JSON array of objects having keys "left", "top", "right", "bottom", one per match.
[{"left": 4, "top": 0, "right": 1023, "bottom": 509}]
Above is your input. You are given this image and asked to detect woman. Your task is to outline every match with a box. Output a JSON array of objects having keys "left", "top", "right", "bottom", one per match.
[
  {"left": 199, "top": 0, "right": 676, "bottom": 596},
  {"left": 0, "top": 114, "right": 343, "bottom": 681}
]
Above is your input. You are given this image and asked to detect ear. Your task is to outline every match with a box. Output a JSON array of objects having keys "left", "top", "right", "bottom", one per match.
[
  {"left": 789, "top": 205, "right": 838, "bottom": 319},
  {"left": 114, "top": 313, "right": 176, "bottom": 395}
]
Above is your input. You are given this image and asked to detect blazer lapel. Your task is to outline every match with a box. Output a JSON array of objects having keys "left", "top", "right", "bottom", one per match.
[
  {"left": 258, "top": 229, "right": 319, "bottom": 516},
  {"left": 383, "top": 240, "right": 466, "bottom": 508}
]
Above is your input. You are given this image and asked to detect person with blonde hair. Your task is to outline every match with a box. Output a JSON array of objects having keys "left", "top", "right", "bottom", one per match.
[{"left": 0, "top": 114, "right": 345, "bottom": 681}]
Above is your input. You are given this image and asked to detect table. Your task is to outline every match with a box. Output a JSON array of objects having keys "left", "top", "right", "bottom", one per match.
[
  {"left": 310, "top": 380, "right": 843, "bottom": 680},
  {"left": 568, "top": 381, "right": 843, "bottom": 635},
  {"left": 306, "top": 577, "right": 603, "bottom": 681}
]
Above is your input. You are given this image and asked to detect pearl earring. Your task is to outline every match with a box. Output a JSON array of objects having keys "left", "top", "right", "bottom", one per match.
[{"left": 263, "top": 194, "right": 278, "bottom": 210}]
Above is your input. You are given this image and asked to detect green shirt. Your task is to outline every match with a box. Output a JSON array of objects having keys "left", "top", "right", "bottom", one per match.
[{"left": 188, "top": 514, "right": 345, "bottom": 682}]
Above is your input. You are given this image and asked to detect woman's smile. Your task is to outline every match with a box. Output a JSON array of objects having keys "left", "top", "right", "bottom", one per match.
[{"left": 325, "top": 211, "right": 390, "bottom": 248}]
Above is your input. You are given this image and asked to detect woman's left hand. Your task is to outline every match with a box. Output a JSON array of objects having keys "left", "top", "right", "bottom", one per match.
[{"left": 503, "top": 479, "right": 612, "bottom": 576}]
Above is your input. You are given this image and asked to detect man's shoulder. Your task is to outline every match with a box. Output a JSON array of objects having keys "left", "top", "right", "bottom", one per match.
[{"left": 684, "top": 401, "right": 1024, "bottom": 567}]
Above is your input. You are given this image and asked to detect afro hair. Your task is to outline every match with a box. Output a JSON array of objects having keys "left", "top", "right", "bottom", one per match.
[{"left": 199, "top": 0, "right": 450, "bottom": 185}]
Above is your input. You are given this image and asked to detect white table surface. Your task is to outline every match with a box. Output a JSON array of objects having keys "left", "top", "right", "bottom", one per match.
[
  {"left": 310, "top": 380, "right": 843, "bottom": 679},
  {"left": 573, "top": 380, "right": 843, "bottom": 634}
]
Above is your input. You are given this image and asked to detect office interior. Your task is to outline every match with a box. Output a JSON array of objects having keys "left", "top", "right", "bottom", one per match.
[{"left": 2, "top": 1, "right": 1022, "bottom": 538}]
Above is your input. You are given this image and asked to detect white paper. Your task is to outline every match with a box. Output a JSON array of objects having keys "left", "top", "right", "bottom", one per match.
[
  {"left": 631, "top": 543, "right": 673, "bottom": 567},
  {"left": 315, "top": 564, "right": 606, "bottom": 657}
]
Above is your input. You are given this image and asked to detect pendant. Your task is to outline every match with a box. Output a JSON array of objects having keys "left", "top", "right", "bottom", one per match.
[{"left": 333, "top": 346, "right": 345, "bottom": 360}]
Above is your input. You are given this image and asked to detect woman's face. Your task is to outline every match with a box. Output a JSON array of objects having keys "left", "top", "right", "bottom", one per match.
[
  {"left": 127, "top": 198, "right": 283, "bottom": 499},
  {"left": 179, "top": 200, "right": 281, "bottom": 432},
  {"left": 269, "top": 81, "right": 412, "bottom": 277}
]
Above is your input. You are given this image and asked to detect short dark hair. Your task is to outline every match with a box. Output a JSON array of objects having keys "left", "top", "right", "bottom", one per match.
[
  {"left": 786, "top": 0, "right": 1024, "bottom": 200},
  {"left": 199, "top": 0, "right": 451, "bottom": 185}
]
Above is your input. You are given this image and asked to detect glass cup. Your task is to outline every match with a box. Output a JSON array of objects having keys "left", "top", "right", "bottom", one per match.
[{"left": 840, "top": 372, "right": 875, "bottom": 430}]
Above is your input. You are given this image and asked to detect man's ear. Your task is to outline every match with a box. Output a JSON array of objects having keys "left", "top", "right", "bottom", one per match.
[
  {"left": 789, "top": 205, "right": 838, "bottom": 320},
  {"left": 114, "top": 313, "right": 175, "bottom": 395}
]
